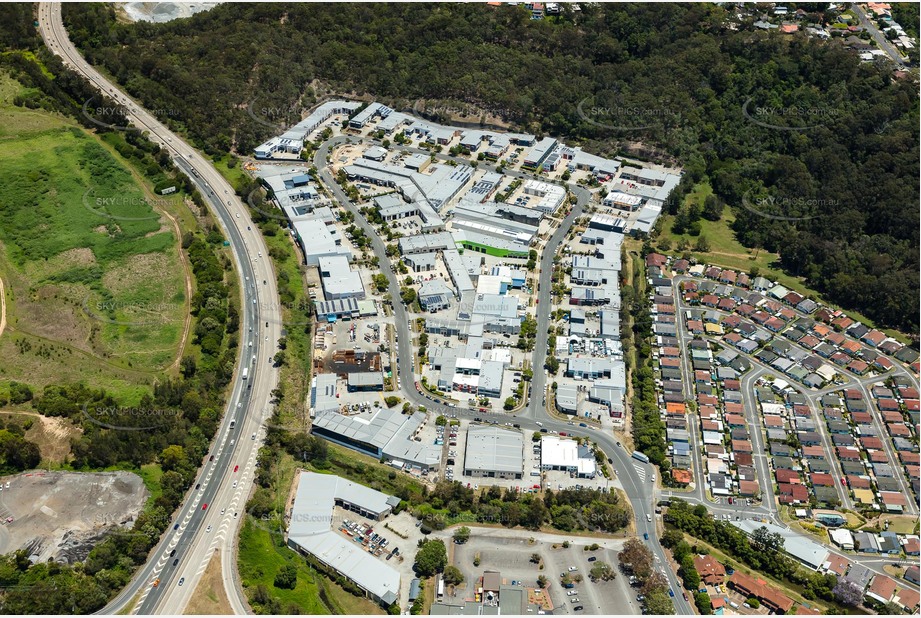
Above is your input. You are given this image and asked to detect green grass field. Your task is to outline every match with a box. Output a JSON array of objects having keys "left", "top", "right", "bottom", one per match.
[
  {"left": 238, "top": 516, "right": 384, "bottom": 615},
  {"left": 0, "top": 71, "right": 189, "bottom": 394}
]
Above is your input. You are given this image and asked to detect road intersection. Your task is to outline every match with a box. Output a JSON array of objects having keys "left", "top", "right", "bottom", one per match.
[{"left": 33, "top": 9, "right": 918, "bottom": 613}]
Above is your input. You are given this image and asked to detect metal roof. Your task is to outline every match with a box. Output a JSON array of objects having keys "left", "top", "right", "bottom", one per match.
[
  {"left": 288, "top": 472, "right": 400, "bottom": 605},
  {"left": 464, "top": 426, "right": 523, "bottom": 475}
]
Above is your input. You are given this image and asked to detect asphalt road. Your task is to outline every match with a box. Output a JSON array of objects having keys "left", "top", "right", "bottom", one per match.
[
  {"left": 313, "top": 137, "right": 695, "bottom": 615},
  {"left": 851, "top": 2, "right": 907, "bottom": 67},
  {"left": 38, "top": 3, "right": 281, "bottom": 614}
]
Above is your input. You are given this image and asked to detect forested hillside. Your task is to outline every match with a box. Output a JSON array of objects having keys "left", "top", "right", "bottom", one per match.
[{"left": 63, "top": 3, "right": 919, "bottom": 334}]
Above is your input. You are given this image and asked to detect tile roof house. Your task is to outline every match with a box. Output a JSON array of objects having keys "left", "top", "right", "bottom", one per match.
[
  {"left": 895, "top": 587, "right": 920, "bottom": 613},
  {"left": 866, "top": 574, "right": 898, "bottom": 605},
  {"left": 729, "top": 572, "right": 794, "bottom": 614},
  {"left": 693, "top": 555, "right": 726, "bottom": 585}
]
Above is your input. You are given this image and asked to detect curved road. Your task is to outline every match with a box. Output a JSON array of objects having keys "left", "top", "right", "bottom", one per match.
[
  {"left": 38, "top": 3, "right": 280, "bottom": 614},
  {"left": 313, "top": 137, "right": 695, "bottom": 614}
]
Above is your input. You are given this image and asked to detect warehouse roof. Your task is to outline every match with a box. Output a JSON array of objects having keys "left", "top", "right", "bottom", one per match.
[
  {"left": 464, "top": 426, "right": 523, "bottom": 475},
  {"left": 288, "top": 471, "right": 400, "bottom": 605}
]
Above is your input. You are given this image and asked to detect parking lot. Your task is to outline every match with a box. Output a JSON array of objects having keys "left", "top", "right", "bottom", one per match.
[{"left": 446, "top": 529, "right": 639, "bottom": 615}]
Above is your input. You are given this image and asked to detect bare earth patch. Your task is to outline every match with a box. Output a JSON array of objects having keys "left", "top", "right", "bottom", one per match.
[
  {"left": 185, "top": 550, "right": 234, "bottom": 615},
  {"left": 0, "top": 411, "right": 79, "bottom": 464},
  {"left": 0, "top": 470, "right": 147, "bottom": 563}
]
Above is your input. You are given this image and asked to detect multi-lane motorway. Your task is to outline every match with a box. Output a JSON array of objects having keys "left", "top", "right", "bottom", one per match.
[
  {"left": 38, "top": 2, "right": 280, "bottom": 614},
  {"left": 38, "top": 8, "right": 913, "bottom": 614}
]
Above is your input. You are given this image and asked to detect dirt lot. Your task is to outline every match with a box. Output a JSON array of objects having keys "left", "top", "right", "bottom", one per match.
[
  {"left": 185, "top": 550, "right": 233, "bottom": 615},
  {"left": 0, "top": 411, "right": 79, "bottom": 464},
  {"left": 0, "top": 470, "right": 148, "bottom": 563}
]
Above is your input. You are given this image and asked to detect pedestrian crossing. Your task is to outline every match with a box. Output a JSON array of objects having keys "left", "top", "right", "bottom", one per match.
[{"left": 633, "top": 463, "right": 647, "bottom": 481}]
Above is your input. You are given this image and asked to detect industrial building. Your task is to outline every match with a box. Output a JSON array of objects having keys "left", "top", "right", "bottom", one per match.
[
  {"left": 311, "top": 408, "right": 441, "bottom": 471},
  {"left": 346, "top": 372, "right": 385, "bottom": 392},
  {"left": 418, "top": 279, "right": 455, "bottom": 313},
  {"left": 254, "top": 100, "right": 361, "bottom": 158},
  {"left": 522, "top": 179, "right": 567, "bottom": 214},
  {"left": 540, "top": 436, "right": 597, "bottom": 478},
  {"left": 463, "top": 426, "right": 524, "bottom": 479},
  {"left": 314, "top": 297, "right": 361, "bottom": 322},
  {"left": 556, "top": 383, "right": 579, "bottom": 415},
  {"left": 293, "top": 218, "right": 352, "bottom": 266},
  {"left": 318, "top": 255, "right": 365, "bottom": 301},
  {"left": 311, "top": 373, "right": 340, "bottom": 417},
  {"left": 349, "top": 102, "right": 393, "bottom": 129},
  {"left": 522, "top": 137, "right": 558, "bottom": 170},
  {"left": 287, "top": 471, "right": 401, "bottom": 606}
]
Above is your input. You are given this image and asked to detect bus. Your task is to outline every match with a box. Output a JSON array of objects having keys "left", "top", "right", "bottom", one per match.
[{"left": 631, "top": 451, "right": 650, "bottom": 464}]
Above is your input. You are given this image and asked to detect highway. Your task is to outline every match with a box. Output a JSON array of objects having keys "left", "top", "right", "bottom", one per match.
[
  {"left": 38, "top": 3, "right": 280, "bottom": 614},
  {"left": 313, "top": 137, "right": 696, "bottom": 614}
]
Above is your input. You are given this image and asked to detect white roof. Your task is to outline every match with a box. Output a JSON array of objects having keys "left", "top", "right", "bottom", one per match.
[
  {"left": 464, "top": 426, "right": 523, "bottom": 475},
  {"left": 288, "top": 472, "right": 400, "bottom": 604},
  {"left": 540, "top": 436, "right": 595, "bottom": 475}
]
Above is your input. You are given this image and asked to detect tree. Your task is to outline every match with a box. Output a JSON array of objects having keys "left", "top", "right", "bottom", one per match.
[
  {"left": 400, "top": 287, "right": 416, "bottom": 305},
  {"left": 504, "top": 397, "right": 517, "bottom": 410},
  {"left": 443, "top": 565, "right": 465, "bottom": 585},
  {"left": 159, "top": 445, "right": 186, "bottom": 472},
  {"left": 435, "top": 415, "right": 447, "bottom": 426},
  {"left": 537, "top": 574, "right": 548, "bottom": 588},
  {"left": 373, "top": 273, "right": 389, "bottom": 291},
  {"left": 693, "top": 235, "right": 710, "bottom": 252},
  {"left": 746, "top": 597, "right": 760, "bottom": 609},
  {"left": 832, "top": 580, "right": 863, "bottom": 607},
  {"left": 384, "top": 396, "right": 401, "bottom": 408},
  {"left": 590, "top": 561, "right": 615, "bottom": 582},
  {"left": 273, "top": 564, "right": 297, "bottom": 590},
  {"left": 453, "top": 526, "right": 470, "bottom": 544},
  {"left": 641, "top": 571, "right": 669, "bottom": 597},
  {"left": 414, "top": 539, "right": 447, "bottom": 576},
  {"left": 694, "top": 591, "right": 713, "bottom": 614},
  {"left": 702, "top": 194, "right": 724, "bottom": 221},
  {"left": 644, "top": 590, "right": 674, "bottom": 614},
  {"left": 530, "top": 553, "right": 541, "bottom": 564},
  {"left": 619, "top": 538, "right": 654, "bottom": 580}
]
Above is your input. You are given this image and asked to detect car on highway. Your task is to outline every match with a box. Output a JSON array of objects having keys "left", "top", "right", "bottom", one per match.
[
  {"left": 251, "top": 433, "right": 256, "bottom": 440},
  {"left": 233, "top": 480, "right": 238, "bottom": 488},
  {"left": 643, "top": 533, "right": 649, "bottom": 540},
  {"left": 668, "top": 589, "right": 675, "bottom": 598},
  {"left": 646, "top": 514, "right": 652, "bottom": 522},
  {"left": 234, "top": 465, "right": 239, "bottom": 472},
  {"left": 206, "top": 525, "right": 212, "bottom": 533},
  {"left": 178, "top": 578, "right": 185, "bottom": 587},
  {"left": 170, "top": 549, "right": 176, "bottom": 557},
  {"left": 221, "top": 508, "right": 225, "bottom": 515},
  {"left": 202, "top": 503, "right": 207, "bottom": 510},
  {"left": 172, "top": 558, "right": 179, "bottom": 567}
]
